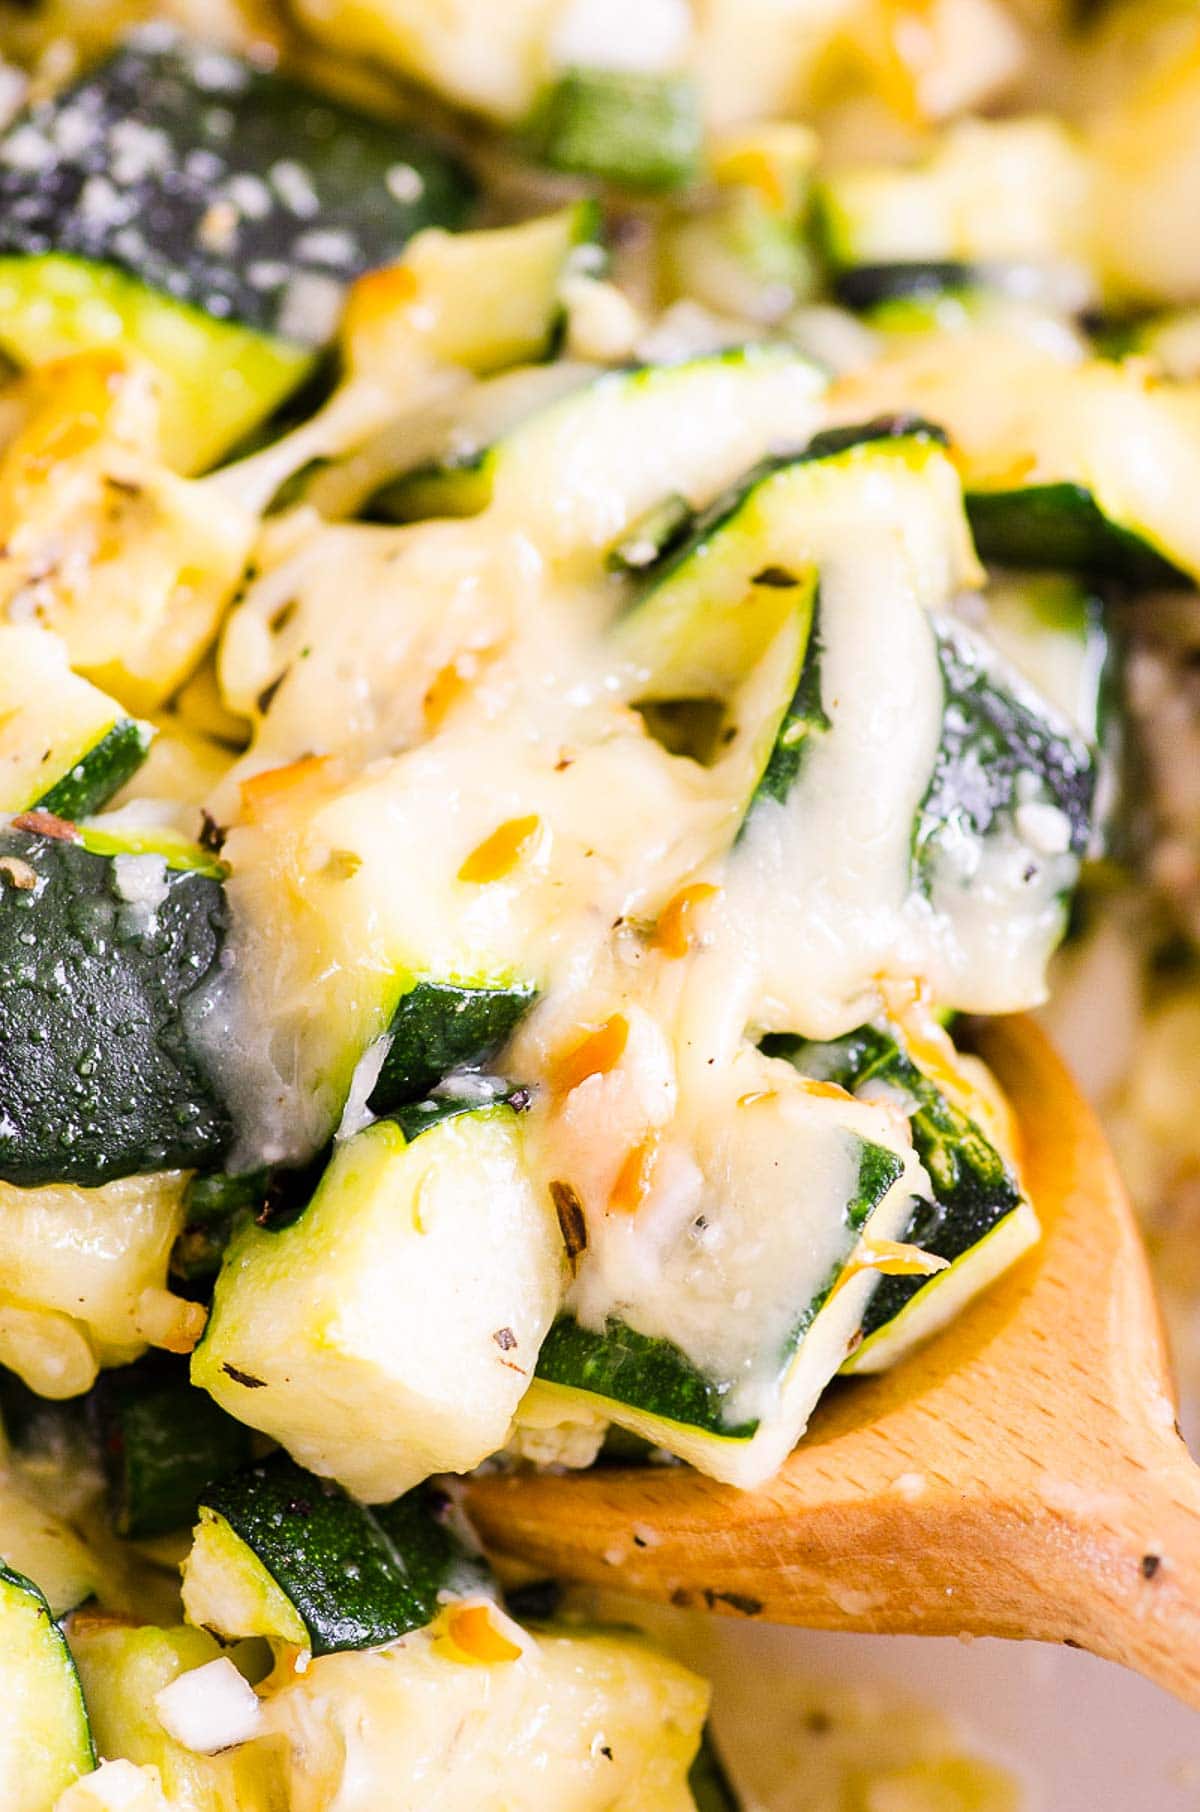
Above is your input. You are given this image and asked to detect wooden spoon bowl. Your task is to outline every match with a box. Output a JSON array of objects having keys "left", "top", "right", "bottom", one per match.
[{"left": 467, "top": 1016, "right": 1200, "bottom": 1708}]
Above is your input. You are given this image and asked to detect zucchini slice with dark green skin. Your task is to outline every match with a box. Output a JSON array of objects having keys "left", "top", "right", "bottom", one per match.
[
  {"left": 831, "top": 260, "right": 983, "bottom": 311},
  {"left": 0, "top": 627, "right": 154, "bottom": 818},
  {"left": 688, "top": 1729, "right": 743, "bottom": 1812},
  {"left": 36, "top": 721, "right": 155, "bottom": 821},
  {"left": 0, "top": 1565, "right": 95, "bottom": 1808},
  {"left": 964, "top": 483, "right": 1190, "bottom": 588},
  {"left": 766, "top": 1023, "right": 1038, "bottom": 1368},
  {"left": 916, "top": 614, "right": 1098, "bottom": 892},
  {"left": 531, "top": 1135, "right": 909, "bottom": 1465},
  {"left": 0, "top": 27, "right": 474, "bottom": 471},
  {"left": 367, "top": 979, "right": 537, "bottom": 1116},
  {"left": 182, "top": 1453, "right": 488, "bottom": 1654},
  {"left": 523, "top": 68, "right": 703, "bottom": 191},
  {"left": 94, "top": 1358, "right": 254, "bottom": 1540},
  {"left": 0, "top": 823, "right": 232, "bottom": 1187}
]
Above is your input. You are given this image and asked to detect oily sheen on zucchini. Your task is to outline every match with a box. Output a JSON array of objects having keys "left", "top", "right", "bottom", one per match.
[{"left": 0, "top": 824, "right": 231, "bottom": 1188}]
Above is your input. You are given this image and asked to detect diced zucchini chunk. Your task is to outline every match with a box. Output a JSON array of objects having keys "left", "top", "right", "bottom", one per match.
[
  {"left": 971, "top": 572, "right": 1110, "bottom": 743},
  {"left": 524, "top": 69, "right": 703, "bottom": 191},
  {"left": 0, "top": 1477, "right": 104, "bottom": 1621},
  {"left": 0, "top": 30, "right": 474, "bottom": 472},
  {"left": 830, "top": 329, "right": 1200, "bottom": 584},
  {"left": 662, "top": 421, "right": 1098, "bottom": 1021},
  {"left": 345, "top": 204, "right": 601, "bottom": 384},
  {"left": 770, "top": 1022, "right": 1039, "bottom": 1371},
  {"left": 67, "top": 1620, "right": 281, "bottom": 1812},
  {"left": 0, "top": 628, "right": 153, "bottom": 818},
  {"left": 193, "top": 1107, "right": 563, "bottom": 1502},
  {"left": 0, "top": 1567, "right": 93, "bottom": 1811},
  {"left": 0, "top": 824, "right": 231, "bottom": 1188},
  {"left": 256, "top": 1621, "right": 709, "bottom": 1812},
  {"left": 292, "top": 0, "right": 560, "bottom": 122},
  {"left": 182, "top": 1453, "right": 487, "bottom": 1654},
  {"left": 526, "top": 1057, "right": 922, "bottom": 1488},
  {"left": 370, "top": 345, "right": 827, "bottom": 559},
  {"left": 0, "top": 1171, "right": 188, "bottom": 1394},
  {"left": 815, "top": 118, "right": 1091, "bottom": 274}
]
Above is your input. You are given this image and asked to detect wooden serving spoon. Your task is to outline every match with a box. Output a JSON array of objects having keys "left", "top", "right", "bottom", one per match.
[{"left": 466, "top": 1015, "right": 1200, "bottom": 1709}]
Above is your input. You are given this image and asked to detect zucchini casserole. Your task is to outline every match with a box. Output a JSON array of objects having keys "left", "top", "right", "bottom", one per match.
[{"left": 0, "top": 1, "right": 1196, "bottom": 1806}]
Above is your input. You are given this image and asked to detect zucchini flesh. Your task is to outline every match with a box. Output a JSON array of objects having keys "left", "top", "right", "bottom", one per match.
[
  {"left": 182, "top": 1453, "right": 487, "bottom": 1654},
  {"left": 648, "top": 418, "right": 1094, "bottom": 1017},
  {"left": 768, "top": 1024, "right": 1038, "bottom": 1369},
  {"left": 95, "top": 1358, "right": 253, "bottom": 1540},
  {"left": 0, "top": 1566, "right": 94, "bottom": 1810},
  {"left": 0, "top": 826, "right": 231, "bottom": 1188},
  {"left": 253, "top": 1621, "right": 710, "bottom": 1811},
  {"left": 367, "top": 345, "right": 827, "bottom": 549},
  {"left": 973, "top": 573, "right": 1110, "bottom": 744},
  {"left": 66, "top": 1621, "right": 281, "bottom": 1811},
  {"left": 193, "top": 1106, "right": 563, "bottom": 1502},
  {"left": 523, "top": 69, "right": 703, "bottom": 191},
  {"left": 0, "top": 627, "right": 154, "bottom": 818},
  {"left": 0, "top": 28, "right": 474, "bottom": 470}
]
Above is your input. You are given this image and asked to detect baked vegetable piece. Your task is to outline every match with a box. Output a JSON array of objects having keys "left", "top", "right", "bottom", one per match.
[
  {"left": 66, "top": 1620, "right": 280, "bottom": 1812},
  {"left": 523, "top": 69, "right": 703, "bottom": 191},
  {"left": 525, "top": 1062, "right": 920, "bottom": 1489},
  {"left": 0, "top": 823, "right": 231, "bottom": 1188},
  {"left": 253, "top": 1619, "right": 710, "bottom": 1812},
  {"left": 182, "top": 1452, "right": 487, "bottom": 1653},
  {"left": 621, "top": 421, "right": 1098, "bottom": 1018},
  {"left": 768, "top": 1023, "right": 1039, "bottom": 1370},
  {"left": 193, "top": 1103, "right": 563, "bottom": 1501},
  {"left": 94, "top": 1358, "right": 253, "bottom": 1540},
  {"left": 814, "top": 118, "right": 1091, "bottom": 277},
  {"left": 0, "top": 1169, "right": 190, "bottom": 1398},
  {"left": 0, "top": 628, "right": 153, "bottom": 819},
  {"left": 368, "top": 344, "right": 826, "bottom": 533},
  {"left": 831, "top": 333, "right": 1200, "bottom": 586},
  {"left": 0, "top": 27, "right": 474, "bottom": 471},
  {"left": 0, "top": 1567, "right": 94, "bottom": 1812}
]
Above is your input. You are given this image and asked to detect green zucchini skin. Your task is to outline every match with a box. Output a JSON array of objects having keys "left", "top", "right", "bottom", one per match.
[
  {"left": 0, "top": 1564, "right": 95, "bottom": 1793},
  {"left": 766, "top": 1024, "right": 1023, "bottom": 1337},
  {"left": 0, "top": 28, "right": 474, "bottom": 345},
  {"left": 749, "top": 593, "right": 828, "bottom": 812},
  {"left": 0, "top": 826, "right": 232, "bottom": 1187},
  {"left": 36, "top": 719, "right": 154, "bottom": 821},
  {"left": 367, "top": 980, "right": 537, "bottom": 1116},
  {"left": 831, "top": 261, "right": 981, "bottom": 310},
  {"left": 523, "top": 69, "right": 703, "bottom": 191},
  {"left": 917, "top": 616, "right": 1098, "bottom": 887},
  {"left": 198, "top": 1454, "right": 487, "bottom": 1655},
  {"left": 965, "top": 483, "right": 1189, "bottom": 588},
  {"left": 688, "top": 1729, "right": 743, "bottom": 1812},
  {"left": 533, "top": 1139, "right": 905, "bottom": 1436},
  {"left": 94, "top": 1358, "right": 253, "bottom": 1540}
]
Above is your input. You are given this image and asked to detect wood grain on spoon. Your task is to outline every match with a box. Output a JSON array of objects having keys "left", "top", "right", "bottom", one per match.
[{"left": 467, "top": 1015, "right": 1200, "bottom": 1709}]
